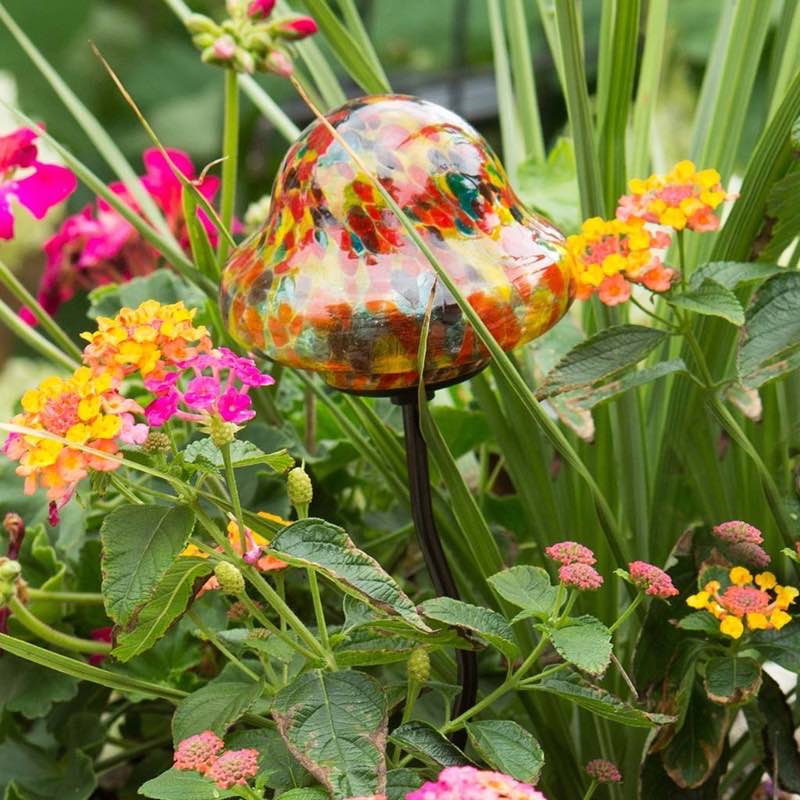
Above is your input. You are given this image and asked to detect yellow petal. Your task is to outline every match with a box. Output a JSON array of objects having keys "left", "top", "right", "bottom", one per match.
[
  {"left": 729, "top": 567, "right": 753, "bottom": 586},
  {"left": 746, "top": 613, "right": 768, "bottom": 630},
  {"left": 696, "top": 168, "right": 721, "bottom": 189},
  {"left": 719, "top": 615, "right": 744, "bottom": 639},
  {"left": 77, "top": 396, "right": 102, "bottom": 422},
  {"left": 770, "top": 610, "right": 792, "bottom": 630},
  {"left": 65, "top": 424, "right": 91, "bottom": 444},
  {"left": 660, "top": 208, "right": 687, "bottom": 230},
  {"left": 755, "top": 572, "right": 777, "bottom": 590},
  {"left": 21, "top": 390, "right": 44, "bottom": 414},
  {"left": 687, "top": 591, "right": 709, "bottom": 609}
]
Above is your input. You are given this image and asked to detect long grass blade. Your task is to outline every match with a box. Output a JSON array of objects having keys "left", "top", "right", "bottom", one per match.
[
  {"left": 335, "top": 0, "right": 390, "bottom": 92},
  {"left": 766, "top": 0, "right": 800, "bottom": 121}
]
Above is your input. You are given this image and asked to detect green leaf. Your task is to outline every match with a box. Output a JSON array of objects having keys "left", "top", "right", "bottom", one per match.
[
  {"left": 389, "top": 721, "right": 471, "bottom": 768},
  {"left": 761, "top": 169, "right": 800, "bottom": 262},
  {"left": 112, "top": 558, "right": 211, "bottom": 662},
  {"left": 225, "top": 729, "right": 310, "bottom": 793},
  {"left": 668, "top": 280, "right": 745, "bottom": 325},
  {"left": 0, "top": 655, "right": 77, "bottom": 718},
  {"left": 386, "top": 769, "right": 422, "bottom": 800},
  {"left": 751, "top": 625, "right": 800, "bottom": 671},
  {"left": 677, "top": 612, "right": 725, "bottom": 636},
  {"left": 268, "top": 519, "right": 429, "bottom": 632},
  {"left": 466, "top": 720, "right": 544, "bottom": 783},
  {"left": 172, "top": 674, "right": 263, "bottom": 744},
  {"left": 754, "top": 672, "right": 800, "bottom": 792},
  {"left": 531, "top": 673, "right": 674, "bottom": 727},
  {"left": 182, "top": 437, "right": 293, "bottom": 475},
  {"left": 138, "top": 768, "right": 239, "bottom": 800},
  {"left": 334, "top": 630, "right": 419, "bottom": 667},
  {"left": 272, "top": 670, "right": 387, "bottom": 798},
  {"left": 487, "top": 566, "right": 557, "bottom": 619},
  {"left": 550, "top": 616, "right": 612, "bottom": 676},
  {"left": 517, "top": 138, "right": 581, "bottom": 232},
  {"left": 537, "top": 325, "right": 668, "bottom": 398},
  {"left": 689, "top": 261, "right": 787, "bottom": 290},
  {"left": 429, "top": 406, "right": 492, "bottom": 459},
  {"left": 704, "top": 656, "right": 761, "bottom": 705},
  {"left": 0, "top": 742, "right": 95, "bottom": 800},
  {"left": 275, "top": 790, "right": 328, "bottom": 800},
  {"left": 101, "top": 503, "right": 196, "bottom": 625},
  {"left": 419, "top": 597, "right": 519, "bottom": 659},
  {"left": 87, "top": 272, "right": 206, "bottom": 321},
  {"left": 738, "top": 271, "right": 800, "bottom": 379}
]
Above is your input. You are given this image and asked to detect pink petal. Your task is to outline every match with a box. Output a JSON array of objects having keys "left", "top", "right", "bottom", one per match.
[
  {"left": 13, "top": 163, "right": 77, "bottom": 220},
  {"left": 0, "top": 190, "right": 15, "bottom": 240},
  {"left": 0, "top": 128, "right": 37, "bottom": 171}
]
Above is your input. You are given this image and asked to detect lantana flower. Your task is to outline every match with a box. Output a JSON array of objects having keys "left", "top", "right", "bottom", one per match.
[
  {"left": 585, "top": 759, "right": 622, "bottom": 784},
  {"left": 686, "top": 567, "right": 798, "bottom": 639},
  {"left": 628, "top": 561, "right": 678, "bottom": 599},
  {"left": 206, "top": 748, "right": 259, "bottom": 789},
  {"left": 567, "top": 217, "right": 675, "bottom": 306},
  {"left": 406, "top": 766, "right": 547, "bottom": 800},
  {"left": 24, "top": 148, "right": 221, "bottom": 320},
  {"left": 173, "top": 733, "right": 258, "bottom": 790},
  {"left": 711, "top": 520, "right": 770, "bottom": 568},
  {"left": 0, "top": 127, "right": 76, "bottom": 240},
  {"left": 617, "top": 160, "right": 736, "bottom": 233},
  {"left": 545, "top": 540, "right": 596, "bottom": 565},
  {"left": 173, "top": 731, "right": 224, "bottom": 774},
  {"left": 3, "top": 366, "right": 146, "bottom": 508}
]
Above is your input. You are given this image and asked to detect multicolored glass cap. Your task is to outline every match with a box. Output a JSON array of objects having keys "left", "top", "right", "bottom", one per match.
[{"left": 221, "top": 94, "right": 575, "bottom": 394}]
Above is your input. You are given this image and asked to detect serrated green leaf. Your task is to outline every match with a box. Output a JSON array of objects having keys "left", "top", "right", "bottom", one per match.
[
  {"left": 386, "top": 769, "right": 423, "bottom": 800},
  {"left": 550, "top": 616, "right": 612, "bottom": 676},
  {"left": 761, "top": 170, "right": 800, "bottom": 261},
  {"left": 0, "top": 655, "right": 77, "bottom": 719},
  {"left": 138, "top": 768, "right": 238, "bottom": 799},
  {"left": 668, "top": 280, "right": 745, "bottom": 325},
  {"left": 275, "top": 790, "right": 328, "bottom": 800},
  {"left": 738, "top": 271, "right": 800, "bottom": 379},
  {"left": 268, "top": 519, "right": 429, "bottom": 631},
  {"left": 751, "top": 625, "right": 800, "bottom": 671},
  {"left": 101, "top": 503, "right": 195, "bottom": 625},
  {"left": 272, "top": 670, "right": 387, "bottom": 798},
  {"left": 419, "top": 597, "right": 519, "bottom": 659},
  {"left": 334, "top": 630, "right": 419, "bottom": 667},
  {"left": 537, "top": 325, "right": 667, "bottom": 398},
  {"left": 487, "top": 565, "right": 557, "bottom": 618},
  {"left": 87, "top": 272, "right": 206, "bottom": 321},
  {"left": 182, "top": 438, "right": 293, "bottom": 474},
  {"left": 678, "top": 612, "right": 725, "bottom": 635},
  {"left": 389, "top": 720, "right": 471, "bottom": 768},
  {"left": 530, "top": 673, "right": 674, "bottom": 727},
  {"left": 0, "top": 741, "right": 96, "bottom": 800},
  {"left": 466, "top": 720, "right": 544, "bottom": 783},
  {"left": 704, "top": 656, "right": 761, "bottom": 705},
  {"left": 112, "top": 558, "right": 211, "bottom": 662},
  {"left": 172, "top": 674, "right": 263, "bottom": 744},
  {"left": 689, "top": 261, "right": 786, "bottom": 290},
  {"left": 755, "top": 671, "right": 800, "bottom": 792}
]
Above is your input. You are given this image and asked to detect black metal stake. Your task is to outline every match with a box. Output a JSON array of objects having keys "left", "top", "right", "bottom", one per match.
[{"left": 397, "top": 395, "right": 478, "bottom": 748}]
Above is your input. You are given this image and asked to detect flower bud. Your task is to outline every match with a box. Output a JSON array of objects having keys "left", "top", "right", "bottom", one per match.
[
  {"left": 144, "top": 430, "right": 172, "bottom": 454},
  {"left": 0, "top": 558, "right": 21, "bottom": 606},
  {"left": 248, "top": 0, "right": 276, "bottom": 18},
  {"left": 264, "top": 49, "right": 294, "bottom": 77},
  {"left": 271, "top": 15, "right": 319, "bottom": 41},
  {"left": 407, "top": 647, "right": 430, "bottom": 684},
  {"left": 185, "top": 13, "right": 220, "bottom": 35},
  {"left": 3, "top": 513, "right": 25, "bottom": 559},
  {"left": 287, "top": 466, "right": 313, "bottom": 514},
  {"left": 214, "top": 561, "right": 245, "bottom": 595},
  {"left": 208, "top": 416, "right": 237, "bottom": 447},
  {"left": 249, "top": 627, "right": 270, "bottom": 640},
  {"left": 212, "top": 34, "right": 237, "bottom": 62},
  {"left": 233, "top": 47, "right": 257, "bottom": 75}
]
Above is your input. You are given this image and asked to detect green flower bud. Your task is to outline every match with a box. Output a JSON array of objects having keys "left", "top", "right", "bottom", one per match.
[
  {"left": 287, "top": 466, "right": 313, "bottom": 514},
  {"left": 208, "top": 416, "right": 238, "bottom": 447},
  {"left": 214, "top": 561, "right": 245, "bottom": 595},
  {"left": 249, "top": 627, "right": 270, "bottom": 640},
  {"left": 144, "top": 431, "right": 172, "bottom": 454},
  {"left": 185, "top": 13, "right": 220, "bottom": 35},
  {"left": 407, "top": 647, "right": 430, "bottom": 684}
]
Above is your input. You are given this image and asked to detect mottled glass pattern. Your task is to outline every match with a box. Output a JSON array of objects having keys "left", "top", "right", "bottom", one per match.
[{"left": 221, "top": 95, "right": 575, "bottom": 393}]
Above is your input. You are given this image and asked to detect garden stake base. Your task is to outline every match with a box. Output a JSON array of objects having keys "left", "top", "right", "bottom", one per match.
[{"left": 395, "top": 392, "right": 478, "bottom": 748}]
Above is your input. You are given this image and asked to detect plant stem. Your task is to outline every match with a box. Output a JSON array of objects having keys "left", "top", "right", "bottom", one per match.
[
  {"left": 8, "top": 595, "right": 111, "bottom": 655},
  {"left": 582, "top": 779, "right": 599, "bottom": 800},
  {"left": 235, "top": 592, "right": 318, "bottom": 663},
  {"left": 94, "top": 735, "right": 172, "bottom": 773},
  {"left": 217, "top": 68, "right": 239, "bottom": 268},
  {"left": 609, "top": 592, "right": 644, "bottom": 633},
  {"left": 306, "top": 570, "right": 332, "bottom": 660},
  {"left": 221, "top": 442, "right": 247, "bottom": 555},
  {"left": 187, "top": 608, "right": 260, "bottom": 682},
  {"left": 26, "top": 589, "right": 104, "bottom": 605}
]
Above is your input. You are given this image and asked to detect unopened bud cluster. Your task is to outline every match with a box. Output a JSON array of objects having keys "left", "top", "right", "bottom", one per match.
[
  {"left": 185, "top": 0, "right": 317, "bottom": 77},
  {"left": 214, "top": 561, "right": 245, "bottom": 595},
  {"left": 407, "top": 647, "right": 430, "bottom": 684},
  {"left": 0, "top": 558, "right": 21, "bottom": 606}
]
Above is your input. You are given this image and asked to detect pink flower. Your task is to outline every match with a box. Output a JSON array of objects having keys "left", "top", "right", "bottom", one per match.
[
  {"left": 89, "top": 626, "right": 113, "bottom": 666},
  {"left": 212, "top": 35, "right": 237, "bottom": 61},
  {"left": 173, "top": 731, "right": 224, "bottom": 774},
  {"left": 559, "top": 562, "right": 604, "bottom": 591},
  {"left": 407, "top": 766, "right": 547, "bottom": 799},
  {"left": 248, "top": 0, "right": 276, "bottom": 17},
  {"left": 207, "top": 748, "right": 259, "bottom": 789},
  {"left": 0, "top": 127, "right": 76, "bottom": 240},
  {"left": 274, "top": 16, "right": 318, "bottom": 40},
  {"left": 728, "top": 541, "right": 770, "bottom": 569},
  {"left": 545, "top": 541, "right": 596, "bottom": 566},
  {"left": 598, "top": 273, "right": 631, "bottom": 306},
  {"left": 713, "top": 520, "right": 763, "bottom": 545},
  {"left": 144, "top": 348, "right": 273, "bottom": 428},
  {"left": 585, "top": 759, "right": 622, "bottom": 783},
  {"left": 628, "top": 561, "right": 678, "bottom": 599}
]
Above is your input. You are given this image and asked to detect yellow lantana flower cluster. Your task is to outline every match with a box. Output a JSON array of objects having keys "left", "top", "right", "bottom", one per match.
[
  {"left": 686, "top": 567, "right": 798, "bottom": 639},
  {"left": 80, "top": 299, "right": 212, "bottom": 380}
]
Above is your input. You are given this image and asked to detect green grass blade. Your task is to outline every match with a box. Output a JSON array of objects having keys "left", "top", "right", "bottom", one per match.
[
  {"left": 536, "top": 0, "right": 566, "bottom": 89},
  {"left": 0, "top": 2, "right": 175, "bottom": 245},
  {"left": 766, "top": 0, "right": 800, "bottom": 121},
  {"left": 299, "top": 0, "right": 391, "bottom": 94},
  {"left": 554, "top": 0, "right": 604, "bottom": 217},
  {"left": 594, "top": 0, "right": 616, "bottom": 136},
  {"left": 630, "top": 0, "right": 668, "bottom": 177},
  {"left": 505, "top": 0, "right": 546, "bottom": 163},
  {"left": 335, "top": 0, "right": 390, "bottom": 92}
]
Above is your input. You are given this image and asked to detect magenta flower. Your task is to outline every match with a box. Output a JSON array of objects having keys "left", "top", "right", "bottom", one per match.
[
  {"left": 559, "top": 562, "right": 604, "bottom": 591},
  {"left": 274, "top": 16, "right": 319, "bottom": 40},
  {"left": 545, "top": 540, "right": 596, "bottom": 566},
  {"left": 144, "top": 348, "right": 274, "bottom": 428},
  {"left": 0, "top": 127, "right": 76, "bottom": 240},
  {"left": 248, "top": 0, "right": 276, "bottom": 17},
  {"left": 407, "top": 766, "right": 547, "bottom": 800},
  {"left": 628, "top": 561, "right": 678, "bottom": 599}
]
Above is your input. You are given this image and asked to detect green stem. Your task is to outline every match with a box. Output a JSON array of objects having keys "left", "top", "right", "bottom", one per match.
[
  {"left": 187, "top": 608, "right": 260, "bottom": 682},
  {"left": 307, "top": 570, "right": 332, "bottom": 661},
  {"left": 582, "top": 779, "right": 599, "bottom": 800},
  {"left": 110, "top": 473, "right": 144, "bottom": 505},
  {"left": 391, "top": 678, "right": 422, "bottom": 764},
  {"left": 217, "top": 68, "right": 239, "bottom": 268},
  {"left": 609, "top": 592, "right": 644, "bottom": 633},
  {"left": 8, "top": 595, "right": 111, "bottom": 655},
  {"left": 221, "top": 442, "right": 247, "bottom": 555},
  {"left": 94, "top": 735, "right": 172, "bottom": 774},
  {"left": 26, "top": 589, "right": 104, "bottom": 605},
  {"left": 630, "top": 295, "right": 679, "bottom": 330}
]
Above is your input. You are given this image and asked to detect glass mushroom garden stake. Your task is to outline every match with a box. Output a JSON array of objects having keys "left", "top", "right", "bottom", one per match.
[{"left": 221, "top": 95, "right": 575, "bottom": 741}]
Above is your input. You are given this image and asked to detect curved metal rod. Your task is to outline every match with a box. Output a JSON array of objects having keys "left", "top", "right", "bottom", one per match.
[{"left": 399, "top": 397, "right": 478, "bottom": 748}]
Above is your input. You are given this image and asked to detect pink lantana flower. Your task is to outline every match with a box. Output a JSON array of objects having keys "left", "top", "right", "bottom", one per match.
[
  {"left": 407, "top": 766, "right": 547, "bottom": 800},
  {"left": 144, "top": 348, "right": 274, "bottom": 429},
  {"left": 0, "top": 127, "right": 76, "bottom": 240}
]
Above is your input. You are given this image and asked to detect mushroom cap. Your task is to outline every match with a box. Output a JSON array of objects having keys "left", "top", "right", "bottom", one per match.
[{"left": 221, "top": 94, "right": 575, "bottom": 394}]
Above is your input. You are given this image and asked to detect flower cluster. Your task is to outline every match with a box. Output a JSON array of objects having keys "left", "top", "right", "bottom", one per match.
[
  {"left": 567, "top": 217, "right": 674, "bottom": 305},
  {"left": 173, "top": 731, "right": 258, "bottom": 789},
  {"left": 3, "top": 367, "right": 145, "bottom": 508},
  {"left": 687, "top": 567, "right": 798, "bottom": 639},
  {"left": 617, "top": 161, "right": 735, "bottom": 233},
  {"left": 406, "top": 767, "right": 547, "bottom": 800},
  {"left": 23, "top": 148, "right": 221, "bottom": 322},
  {"left": 186, "top": 0, "right": 317, "bottom": 77},
  {"left": 628, "top": 560, "right": 678, "bottom": 599},
  {"left": 585, "top": 759, "right": 622, "bottom": 784},
  {"left": 546, "top": 540, "right": 604, "bottom": 591},
  {"left": 0, "top": 127, "right": 76, "bottom": 241},
  {"left": 711, "top": 520, "right": 769, "bottom": 569}
]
